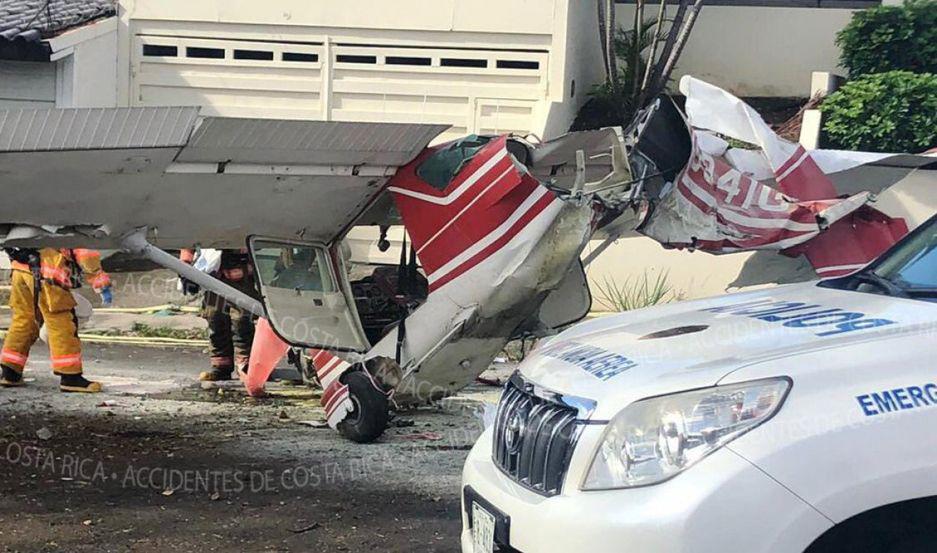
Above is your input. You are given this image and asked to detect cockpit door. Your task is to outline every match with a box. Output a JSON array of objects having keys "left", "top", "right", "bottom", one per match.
[{"left": 249, "top": 237, "right": 369, "bottom": 352}]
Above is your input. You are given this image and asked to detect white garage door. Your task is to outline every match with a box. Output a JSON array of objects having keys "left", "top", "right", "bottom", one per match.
[{"left": 131, "top": 33, "right": 549, "bottom": 142}]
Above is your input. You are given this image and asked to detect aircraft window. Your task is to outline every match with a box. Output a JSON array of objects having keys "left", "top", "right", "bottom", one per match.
[
  {"left": 416, "top": 135, "right": 493, "bottom": 191},
  {"left": 253, "top": 244, "right": 335, "bottom": 293},
  {"left": 283, "top": 52, "right": 319, "bottom": 63},
  {"left": 142, "top": 45, "right": 177, "bottom": 57}
]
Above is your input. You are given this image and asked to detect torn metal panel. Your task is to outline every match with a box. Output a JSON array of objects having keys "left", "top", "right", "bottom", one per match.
[
  {"left": 643, "top": 126, "right": 867, "bottom": 249},
  {"left": 529, "top": 127, "right": 625, "bottom": 167},
  {"left": 528, "top": 127, "right": 631, "bottom": 193},
  {"left": 639, "top": 76, "right": 935, "bottom": 279}
]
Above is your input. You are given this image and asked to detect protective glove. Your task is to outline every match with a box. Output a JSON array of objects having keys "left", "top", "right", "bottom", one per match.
[
  {"left": 99, "top": 286, "right": 113, "bottom": 307},
  {"left": 180, "top": 277, "right": 201, "bottom": 296}
]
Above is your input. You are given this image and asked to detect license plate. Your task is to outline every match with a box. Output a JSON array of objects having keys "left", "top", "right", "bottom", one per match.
[{"left": 472, "top": 502, "right": 496, "bottom": 553}]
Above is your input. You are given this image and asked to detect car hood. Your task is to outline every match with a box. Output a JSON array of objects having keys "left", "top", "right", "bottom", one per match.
[{"left": 519, "top": 281, "right": 937, "bottom": 420}]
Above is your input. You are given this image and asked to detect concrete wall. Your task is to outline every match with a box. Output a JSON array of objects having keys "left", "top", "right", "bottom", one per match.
[
  {"left": 540, "top": 0, "right": 606, "bottom": 140},
  {"left": 582, "top": 235, "right": 816, "bottom": 311},
  {"left": 63, "top": 26, "right": 119, "bottom": 108},
  {"left": 0, "top": 61, "right": 56, "bottom": 108},
  {"left": 49, "top": 18, "right": 119, "bottom": 108},
  {"left": 616, "top": 3, "right": 857, "bottom": 97}
]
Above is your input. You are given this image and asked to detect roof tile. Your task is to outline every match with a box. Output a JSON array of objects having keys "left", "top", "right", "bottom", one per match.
[{"left": 0, "top": 0, "right": 115, "bottom": 43}]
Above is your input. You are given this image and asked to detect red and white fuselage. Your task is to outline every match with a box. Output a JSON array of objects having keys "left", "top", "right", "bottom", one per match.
[{"left": 309, "top": 136, "right": 599, "bottom": 426}]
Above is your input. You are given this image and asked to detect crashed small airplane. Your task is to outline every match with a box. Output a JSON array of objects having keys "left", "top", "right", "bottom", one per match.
[{"left": 0, "top": 76, "right": 933, "bottom": 442}]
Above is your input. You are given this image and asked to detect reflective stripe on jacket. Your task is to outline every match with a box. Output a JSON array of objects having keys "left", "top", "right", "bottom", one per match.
[{"left": 10, "top": 248, "right": 111, "bottom": 292}]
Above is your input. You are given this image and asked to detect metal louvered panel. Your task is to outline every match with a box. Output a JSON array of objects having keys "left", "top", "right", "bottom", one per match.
[
  {"left": 0, "top": 106, "right": 200, "bottom": 152},
  {"left": 492, "top": 373, "right": 589, "bottom": 497},
  {"left": 178, "top": 119, "right": 450, "bottom": 166}
]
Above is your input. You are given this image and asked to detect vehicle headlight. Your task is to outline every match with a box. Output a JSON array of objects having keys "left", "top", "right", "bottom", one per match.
[{"left": 582, "top": 378, "right": 790, "bottom": 490}]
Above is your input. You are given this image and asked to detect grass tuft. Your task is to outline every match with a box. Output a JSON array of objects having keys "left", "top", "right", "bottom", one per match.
[{"left": 594, "top": 270, "right": 682, "bottom": 312}]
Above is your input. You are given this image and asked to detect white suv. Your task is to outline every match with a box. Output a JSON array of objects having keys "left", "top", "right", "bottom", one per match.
[{"left": 461, "top": 214, "right": 937, "bottom": 553}]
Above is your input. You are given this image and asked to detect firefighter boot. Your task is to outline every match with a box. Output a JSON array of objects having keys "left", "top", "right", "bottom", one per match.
[
  {"left": 0, "top": 366, "right": 23, "bottom": 387},
  {"left": 59, "top": 373, "right": 103, "bottom": 393},
  {"left": 198, "top": 367, "right": 235, "bottom": 382}
]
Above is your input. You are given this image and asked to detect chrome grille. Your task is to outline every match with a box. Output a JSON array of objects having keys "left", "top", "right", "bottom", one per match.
[{"left": 492, "top": 374, "right": 587, "bottom": 496}]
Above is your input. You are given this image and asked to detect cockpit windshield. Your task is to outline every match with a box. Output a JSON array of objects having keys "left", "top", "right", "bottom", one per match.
[{"left": 416, "top": 135, "right": 492, "bottom": 191}]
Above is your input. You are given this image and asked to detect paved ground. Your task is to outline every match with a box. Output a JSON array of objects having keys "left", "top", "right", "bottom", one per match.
[{"left": 0, "top": 342, "right": 499, "bottom": 552}]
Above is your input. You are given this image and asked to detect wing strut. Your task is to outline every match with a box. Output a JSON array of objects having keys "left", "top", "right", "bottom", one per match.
[{"left": 120, "top": 229, "right": 265, "bottom": 317}]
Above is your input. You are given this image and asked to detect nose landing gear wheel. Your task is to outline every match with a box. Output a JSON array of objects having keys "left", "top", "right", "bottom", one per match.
[{"left": 337, "top": 371, "right": 390, "bottom": 443}]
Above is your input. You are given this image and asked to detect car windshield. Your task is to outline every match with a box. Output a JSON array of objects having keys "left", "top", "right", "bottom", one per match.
[
  {"left": 831, "top": 215, "right": 937, "bottom": 302},
  {"left": 874, "top": 217, "right": 937, "bottom": 292}
]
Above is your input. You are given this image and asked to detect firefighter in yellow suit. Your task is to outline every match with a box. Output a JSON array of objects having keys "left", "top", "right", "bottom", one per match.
[{"left": 1, "top": 248, "right": 113, "bottom": 392}]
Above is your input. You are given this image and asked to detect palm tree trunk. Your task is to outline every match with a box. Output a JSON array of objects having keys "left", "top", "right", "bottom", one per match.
[
  {"left": 606, "top": 0, "right": 618, "bottom": 89},
  {"left": 597, "top": 0, "right": 610, "bottom": 82}
]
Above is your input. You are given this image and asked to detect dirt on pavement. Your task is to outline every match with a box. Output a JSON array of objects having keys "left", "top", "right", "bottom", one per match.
[{"left": 0, "top": 343, "right": 496, "bottom": 552}]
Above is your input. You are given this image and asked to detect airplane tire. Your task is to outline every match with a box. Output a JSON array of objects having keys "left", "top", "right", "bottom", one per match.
[{"left": 337, "top": 371, "right": 389, "bottom": 443}]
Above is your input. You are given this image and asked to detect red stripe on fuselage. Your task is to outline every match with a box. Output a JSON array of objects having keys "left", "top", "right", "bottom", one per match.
[
  {"left": 389, "top": 136, "right": 548, "bottom": 284},
  {"left": 428, "top": 191, "right": 558, "bottom": 291}
]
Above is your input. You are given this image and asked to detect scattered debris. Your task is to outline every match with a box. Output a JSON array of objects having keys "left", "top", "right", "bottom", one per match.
[
  {"left": 291, "top": 522, "right": 320, "bottom": 534},
  {"left": 475, "top": 376, "right": 502, "bottom": 387},
  {"left": 425, "top": 444, "right": 474, "bottom": 451},
  {"left": 295, "top": 420, "right": 329, "bottom": 429},
  {"left": 400, "top": 432, "right": 443, "bottom": 441},
  {"left": 36, "top": 427, "right": 52, "bottom": 440}
]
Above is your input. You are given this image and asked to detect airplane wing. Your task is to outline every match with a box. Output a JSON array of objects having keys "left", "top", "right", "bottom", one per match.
[{"left": 0, "top": 107, "right": 447, "bottom": 249}]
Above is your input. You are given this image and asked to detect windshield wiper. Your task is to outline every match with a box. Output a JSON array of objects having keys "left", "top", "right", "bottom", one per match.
[{"left": 852, "top": 272, "right": 910, "bottom": 298}]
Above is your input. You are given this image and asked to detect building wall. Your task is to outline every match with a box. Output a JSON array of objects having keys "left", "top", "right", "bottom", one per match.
[
  {"left": 584, "top": 237, "right": 792, "bottom": 310},
  {"left": 615, "top": 3, "right": 858, "bottom": 97},
  {"left": 0, "top": 61, "right": 56, "bottom": 108},
  {"left": 116, "top": 0, "right": 599, "bottom": 143},
  {"left": 61, "top": 24, "right": 119, "bottom": 108}
]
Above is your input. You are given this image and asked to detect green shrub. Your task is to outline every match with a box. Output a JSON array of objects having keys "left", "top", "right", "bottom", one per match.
[
  {"left": 820, "top": 71, "right": 937, "bottom": 153},
  {"left": 836, "top": 0, "right": 937, "bottom": 78},
  {"left": 575, "top": 22, "right": 661, "bottom": 130}
]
